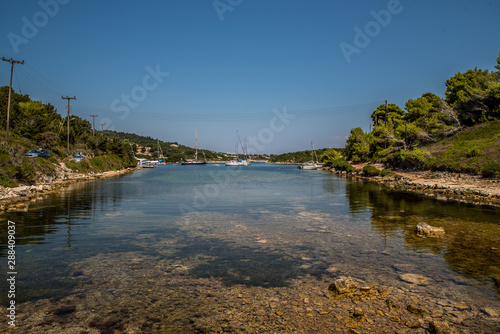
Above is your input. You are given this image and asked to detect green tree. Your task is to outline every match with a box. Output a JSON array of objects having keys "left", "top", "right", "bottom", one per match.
[
  {"left": 371, "top": 103, "right": 405, "bottom": 127},
  {"left": 345, "top": 127, "right": 372, "bottom": 162},
  {"left": 404, "top": 92, "right": 460, "bottom": 143},
  {"left": 319, "top": 148, "right": 341, "bottom": 165},
  {"left": 445, "top": 66, "right": 500, "bottom": 125}
]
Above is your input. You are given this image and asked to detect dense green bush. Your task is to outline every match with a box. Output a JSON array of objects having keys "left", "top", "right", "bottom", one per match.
[
  {"left": 0, "top": 173, "right": 16, "bottom": 187},
  {"left": 66, "top": 160, "right": 93, "bottom": 174},
  {"left": 380, "top": 168, "right": 397, "bottom": 177},
  {"left": 89, "top": 154, "right": 136, "bottom": 172},
  {"left": 16, "top": 158, "right": 36, "bottom": 184},
  {"left": 482, "top": 161, "right": 500, "bottom": 178},
  {"left": 330, "top": 159, "right": 355, "bottom": 173},
  {"left": 363, "top": 165, "right": 380, "bottom": 176},
  {"left": 466, "top": 146, "right": 481, "bottom": 158},
  {"left": 387, "top": 149, "right": 431, "bottom": 169}
]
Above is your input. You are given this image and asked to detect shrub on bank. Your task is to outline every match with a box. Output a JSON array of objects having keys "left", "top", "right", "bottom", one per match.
[
  {"left": 65, "top": 160, "right": 93, "bottom": 174},
  {"left": 387, "top": 148, "right": 431, "bottom": 169},
  {"left": 380, "top": 168, "right": 397, "bottom": 177},
  {"left": 89, "top": 154, "right": 136, "bottom": 172},
  {"left": 16, "top": 157, "right": 36, "bottom": 184},
  {"left": 363, "top": 165, "right": 380, "bottom": 177},
  {"left": 330, "top": 159, "right": 355, "bottom": 173},
  {"left": 482, "top": 161, "right": 500, "bottom": 178},
  {"left": 0, "top": 173, "right": 16, "bottom": 187}
]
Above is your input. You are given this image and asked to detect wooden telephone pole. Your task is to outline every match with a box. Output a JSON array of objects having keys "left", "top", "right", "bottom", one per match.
[
  {"left": 1, "top": 58, "right": 24, "bottom": 141},
  {"left": 62, "top": 96, "right": 76, "bottom": 153},
  {"left": 90, "top": 114, "right": 98, "bottom": 137}
]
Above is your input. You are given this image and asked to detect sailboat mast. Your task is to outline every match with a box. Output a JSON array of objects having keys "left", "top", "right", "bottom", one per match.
[
  {"left": 235, "top": 131, "right": 239, "bottom": 159},
  {"left": 195, "top": 128, "right": 198, "bottom": 161},
  {"left": 311, "top": 141, "right": 318, "bottom": 163}
]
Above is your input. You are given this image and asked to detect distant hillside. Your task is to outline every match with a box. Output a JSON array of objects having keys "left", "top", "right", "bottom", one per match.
[
  {"left": 269, "top": 148, "right": 340, "bottom": 164},
  {"left": 103, "top": 130, "right": 225, "bottom": 162}
]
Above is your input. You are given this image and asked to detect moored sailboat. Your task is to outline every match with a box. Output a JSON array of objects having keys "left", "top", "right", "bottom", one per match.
[
  {"left": 182, "top": 129, "right": 207, "bottom": 165},
  {"left": 298, "top": 141, "right": 322, "bottom": 170},
  {"left": 225, "top": 131, "right": 251, "bottom": 166}
]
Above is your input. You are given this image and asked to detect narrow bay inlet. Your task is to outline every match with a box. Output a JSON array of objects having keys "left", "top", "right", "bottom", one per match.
[{"left": 1, "top": 164, "right": 499, "bottom": 333}]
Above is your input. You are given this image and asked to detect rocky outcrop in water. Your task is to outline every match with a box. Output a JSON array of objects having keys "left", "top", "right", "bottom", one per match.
[{"left": 415, "top": 222, "right": 446, "bottom": 238}]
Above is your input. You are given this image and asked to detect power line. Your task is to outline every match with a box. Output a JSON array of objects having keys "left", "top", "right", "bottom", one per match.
[
  {"left": 16, "top": 66, "right": 62, "bottom": 97},
  {"left": 25, "top": 63, "right": 72, "bottom": 96},
  {"left": 72, "top": 101, "right": 384, "bottom": 122}
]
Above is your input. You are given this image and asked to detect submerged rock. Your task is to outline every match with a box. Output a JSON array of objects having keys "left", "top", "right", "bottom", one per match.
[
  {"left": 328, "top": 276, "right": 357, "bottom": 295},
  {"left": 429, "top": 320, "right": 451, "bottom": 334},
  {"left": 480, "top": 308, "right": 499, "bottom": 317},
  {"left": 351, "top": 307, "right": 364, "bottom": 319},
  {"left": 415, "top": 222, "right": 445, "bottom": 237},
  {"left": 407, "top": 304, "right": 427, "bottom": 317},
  {"left": 399, "top": 273, "right": 431, "bottom": 285}
]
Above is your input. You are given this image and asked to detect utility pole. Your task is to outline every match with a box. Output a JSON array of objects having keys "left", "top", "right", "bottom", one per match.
[
  {"left": 90, "top": 114, "right": 98, "bottom": 137},
  {"left": 1, "top": 58, "right": 24, "bottom": 141},
  {"left": 385, "top": 100, "right": 388, "bottom": 128},
  {"left": 405, "top": 120, "right": 408, "bottom": 149},
  {"left": 100, "top": 123, "right": 105, "bottom": 134},
  {"left": 62, "top": 96, "right": 76, "bottom": 153}
]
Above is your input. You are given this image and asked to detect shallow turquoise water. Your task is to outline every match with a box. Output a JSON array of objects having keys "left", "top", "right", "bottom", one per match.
[{"left": 1, "top": 163, "right": 500, "bottom": 305}]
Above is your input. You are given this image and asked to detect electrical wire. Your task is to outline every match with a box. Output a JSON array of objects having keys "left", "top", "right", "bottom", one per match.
[
  {"left": 16, "top": 66, "right": 62, "bottom": 98},
  {"left": 13, "top": 67, "right": 21, "bottom": 94},
  {"left": 24, "top": 63, "right": 72, "bottom": 96},
  {"left": 2, "top": 56, "right": 384, "bottom": 123},
  {"left": 72, "top": 101, "right": 384, "bottom": 122}
]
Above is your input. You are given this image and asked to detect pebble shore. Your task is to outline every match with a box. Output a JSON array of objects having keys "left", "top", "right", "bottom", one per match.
[{"left": 326, "top": 166, "right": 500, "bottom": 207}]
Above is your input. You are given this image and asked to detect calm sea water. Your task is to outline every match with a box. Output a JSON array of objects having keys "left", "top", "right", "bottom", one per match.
[{"left": 1, "top": 163, "right": 500, "bottom": 305}]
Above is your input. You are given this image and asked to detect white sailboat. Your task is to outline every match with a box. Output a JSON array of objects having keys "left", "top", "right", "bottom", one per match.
[
  {"left": 225, "top": 131, "right": 251, "bottom": 166},
  {"left": 149, "top": 139, "right": 166, "bottom": 165},
  {"left": 298, "top": 141, "right": 322, "bottom": 170},
  {"left": 182, "top": 129, "right": 207, "bottom": 165}
]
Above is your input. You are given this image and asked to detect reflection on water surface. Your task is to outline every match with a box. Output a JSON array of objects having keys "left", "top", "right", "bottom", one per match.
[{"left": 1, "top": 164, "right": 499, "bottom": 332}]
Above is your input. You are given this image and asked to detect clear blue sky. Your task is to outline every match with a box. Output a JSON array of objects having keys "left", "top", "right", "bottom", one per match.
[{"left": 1, "top": 0, "right": 499, "bottom": 154}]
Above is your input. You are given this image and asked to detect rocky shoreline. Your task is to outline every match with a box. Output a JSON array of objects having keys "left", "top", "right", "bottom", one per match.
[
  {"left": 0, "top": 167, "right": 137, "bottom": 212},
  {"left": 325, "top": 165, "right": 500, "bottom": 207}
]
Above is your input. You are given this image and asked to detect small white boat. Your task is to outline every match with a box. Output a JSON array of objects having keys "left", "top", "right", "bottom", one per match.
[
  {"left": 298, "top": 163, "right": 322, "bottom": 170},
  {"left": 225, "top": 159, "right": 250, "bottom": 166},
  {"left": 225, "top": 131, "right": 251, "bottom": 166},
  {"left": 136, "top": 158, "right": 155, "bottom": 168},
  {"left": 298, "top": 141, "right": 322, "bottom": 170}
]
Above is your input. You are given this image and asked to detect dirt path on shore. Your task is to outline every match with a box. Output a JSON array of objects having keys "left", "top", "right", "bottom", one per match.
[
  {"left": 332, "top": 163, "right": 500, "bottom": 206},
  {"left": 397, "top": 170, "right": 500, "bottom": 197}
]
